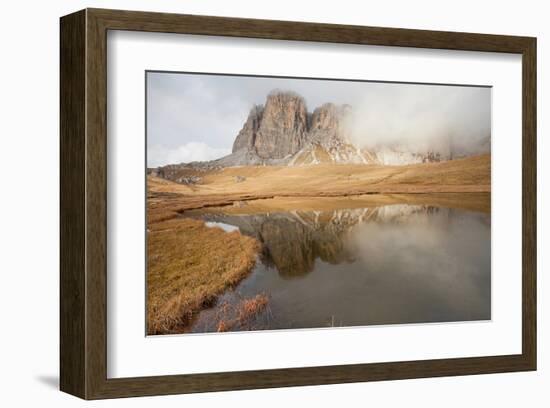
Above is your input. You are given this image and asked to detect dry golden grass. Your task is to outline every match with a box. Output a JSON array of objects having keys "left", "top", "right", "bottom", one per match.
[
  {"left": 147, "top": 175, "right": 195, "bottom": 194},
  {"left": 147, "top": 217, "right": 260, "bottom": 334},
  {"left": 196, "top": 154, "right": 491, "bottom": 196},
  {"left": 146, "top": 155, "right": 490, "bottom": 334},
  {"left": 147, "top": 155, "right": 490, "bottom": 223},
  {"left": 216, "top": 293, "right": 269, "bottom": 332}
]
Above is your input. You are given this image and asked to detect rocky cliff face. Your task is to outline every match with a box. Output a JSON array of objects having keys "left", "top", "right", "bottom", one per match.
[
  {"left": 293, "top": 102, "right": 371, "bottom": 165},
  {"left": 227, "top": 90, "right": 459, "bottom": 167},
  {"left": 228, "top": 93, "right": 363, "bottom": 166},
  {"left": 157, "top": 89, "right": 489, "bottom": 172},
  {"left": 232, "top": 105, "right": 263, "bottom": 152},
  {"left": 232, "top": 91, "right": 308, "bottom": 159},
  {"left": 308, "top": 103, "right": 351, "bottom": 145}
]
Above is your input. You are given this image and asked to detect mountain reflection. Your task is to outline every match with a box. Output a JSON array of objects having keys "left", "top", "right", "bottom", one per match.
[
  {"left": 193, "top": 204, "right": 485, "bottom": 279},
  {"left": 186, "top": 202, "right": 491, "bottom": 331}
]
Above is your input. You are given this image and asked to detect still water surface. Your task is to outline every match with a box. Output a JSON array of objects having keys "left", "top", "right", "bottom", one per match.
[{"left": 187, "top": 202, "right": 491, "bottom": 333}]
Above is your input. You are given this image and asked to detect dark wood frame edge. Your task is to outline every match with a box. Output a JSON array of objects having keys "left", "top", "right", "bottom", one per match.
[{"left": 60, "top": 8, "right": 537, "bottom": 400}]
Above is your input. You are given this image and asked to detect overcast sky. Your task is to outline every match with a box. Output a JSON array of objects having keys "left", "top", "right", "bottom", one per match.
[{"left": 147, "top": 72, "right": 491, "bottom": 167}]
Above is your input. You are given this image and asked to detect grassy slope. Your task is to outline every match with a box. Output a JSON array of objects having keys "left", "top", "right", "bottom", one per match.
[
  {"left": 199, "top": 154, "right": 490, "bottom": 195},
  {"left": 147, "top": 154, "right": 490, "bottom": 222}
]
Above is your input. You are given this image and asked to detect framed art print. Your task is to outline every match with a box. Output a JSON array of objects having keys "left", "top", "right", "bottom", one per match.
[{"left": 60, "top": 8, "right": 536, "bottom": 399}]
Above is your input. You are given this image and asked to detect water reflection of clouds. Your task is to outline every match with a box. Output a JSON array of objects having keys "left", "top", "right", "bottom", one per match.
[{"left": 189, "top": 204, "right": 491, "bottom": 331}]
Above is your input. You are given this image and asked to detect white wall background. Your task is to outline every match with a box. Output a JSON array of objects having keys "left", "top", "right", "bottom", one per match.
[{"left": 0, "top": 0, "right": 546, "bottom": 406}]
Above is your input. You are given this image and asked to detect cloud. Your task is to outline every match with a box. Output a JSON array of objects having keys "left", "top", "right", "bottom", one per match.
[
  {"left": 344, "top": 84, "right": 491, "bottom": 155},
  {"left": 147, "top": 72, "right": 491, "bottom": 164},
  {"left": 147, "top": 73, "right": 251, "bottom": 153},
  {"left": 147, "top": 142, "right": 231, "bottom": 167}
]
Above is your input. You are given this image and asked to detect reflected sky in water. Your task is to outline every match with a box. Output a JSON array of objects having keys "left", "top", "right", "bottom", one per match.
[{"left": 188, "top": 204, "right": 491, "bottom": 332}]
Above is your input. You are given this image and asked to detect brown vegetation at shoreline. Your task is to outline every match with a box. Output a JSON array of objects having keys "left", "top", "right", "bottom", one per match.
[
  {"left": 216, "top": 293, "right": 270, "bottom": 332},
  {"left": 146, "top": 155, "right": 490, "bottom": 334},
  {"left": 147, "top": 217, "right": 260, "bottom": 334}
]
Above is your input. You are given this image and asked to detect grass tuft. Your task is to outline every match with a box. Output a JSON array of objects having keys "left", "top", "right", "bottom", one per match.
[
  {"left": 215, "top": 293, "right": 270, "bottom": 332},
  {"left": 147, "top": 217, "right": 260, "bottom": 334}
]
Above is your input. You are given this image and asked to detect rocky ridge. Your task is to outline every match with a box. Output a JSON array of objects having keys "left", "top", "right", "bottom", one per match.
[{"left": 153, "top": 89, "right": 489, "bottom": 176}]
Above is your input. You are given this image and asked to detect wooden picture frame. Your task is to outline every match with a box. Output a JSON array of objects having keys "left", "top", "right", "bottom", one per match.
[{"left": 60, "top": 8, "right": 537, "bottom": 399}]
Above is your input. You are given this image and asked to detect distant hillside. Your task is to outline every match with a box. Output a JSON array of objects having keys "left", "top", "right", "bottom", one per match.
[{"left": 149, "top": 154, "right": 490, "bottom": 199}]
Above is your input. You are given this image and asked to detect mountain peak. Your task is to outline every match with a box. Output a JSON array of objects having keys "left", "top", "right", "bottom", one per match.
[
  {"left": 232, "top": 90, "right": 309, "bottom": 159},
  {"left": 213, "top": 89, "right": 489, "bottom": 169},
  {"left": 266, "top": 89, "right": 305, "bottom": 101}
]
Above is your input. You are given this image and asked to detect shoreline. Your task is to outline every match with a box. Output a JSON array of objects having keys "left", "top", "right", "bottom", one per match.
[
  {"left": 149, "top": 190, "right": 491, "bottom": 224},
  {"left": 147, "top": 191, "right": 490, "bottom": 334},
  {"left": 147, "top": 217, "right": 261, "bottom": 335},
  {"left": 146, "top": 156, "right": 491, "bottom": 334}
]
